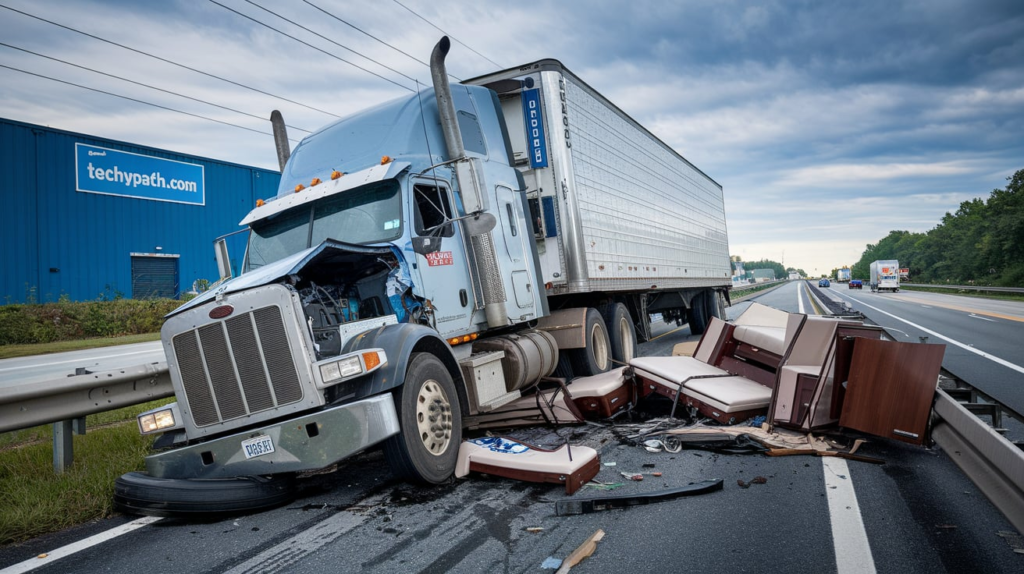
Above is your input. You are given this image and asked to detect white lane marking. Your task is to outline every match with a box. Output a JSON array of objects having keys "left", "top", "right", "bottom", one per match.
[
  {"left": 797, "top": 282, "right": 806, "bottom": 314},
  {"left": 224, "top": 495, "right": 384, "bottom": 574},
  {"left": 920, "top": 305, "right": 932, "bottom": 309},
  {"left": 969, "top": 313, "right": 996, "bottom": 323},
  {"left": 0, "top": 349, "right": 160, "bottom": 373},
  {"left": 823, "top": 457, "right": 876, "bottom": 574},
  {"left": 836, "top": 292, "right": 1024, "bottom": 375},
  {"left": 0, "top": 517, "right": 162, "bottom": 574}
]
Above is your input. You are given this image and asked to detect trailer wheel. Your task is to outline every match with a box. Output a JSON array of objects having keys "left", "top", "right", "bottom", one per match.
[
  {"left": 569, "top": 308, "right": 611, "bottom": 376},
  {"left": 383, "top": 353, "right": 462, "bottom": 484},
  {"left": 688, "top": 292, "right": 710, "bottom": 335},
  {"left": 601, "top": 302, "right": 636, "bottom": 365}
]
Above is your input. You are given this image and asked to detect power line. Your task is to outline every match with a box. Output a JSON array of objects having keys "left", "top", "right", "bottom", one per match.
[
  {"left": 0, "top": 42, "right": 314, "bottom": 134},
  {"left": 210, "top": 0, "right": 414, "bottom": 92},
  {"left": 0, "top": 63, "right": 298, "bottom": 141},
  {"left": 301, "top": 0, "right": 462, "bottom": 81},
  {"left": 0, "top": 3, "right": 342, "bottom": 118},
  {"left": 243, "top": 0, "right": 425, "bottom": 86},
  {"left": 390, "top": 0, "right": 502, "bottom": 69}
]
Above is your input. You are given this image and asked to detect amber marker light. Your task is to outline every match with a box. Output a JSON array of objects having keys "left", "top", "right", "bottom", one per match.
[
  {"left": 310, "top": 177, "right": 322, "bottom": 186},
  {"left": 362, "top": 351, "right": 381, "bottom": 371},
  {"left": 256, "top": 199, "right": 265, "bottom": 207},
  {"left": 295, "top": 184, "right": 305, "bottom": 193},
  {"left": 381, "top": 155, "right": 392, "bottom": 164},
  {"left": 331, "top": 170, "right": 343, "bottom": 180}
]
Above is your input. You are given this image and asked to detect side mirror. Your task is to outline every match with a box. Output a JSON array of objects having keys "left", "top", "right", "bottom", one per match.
[
  {"left": 462, "top": 212, "right": 497, "bottom": 236},
  {"left": 412, "top": 235, "right": 443, "bottom": 256},
  {"left": 214, "top": 238, "right": 233, "bottom": 281}
]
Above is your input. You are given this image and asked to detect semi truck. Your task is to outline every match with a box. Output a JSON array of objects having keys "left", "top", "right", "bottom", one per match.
[
  {"left": 836, "top": 267, "right": 851, "bottom": 283},
  {"left": 114, "top": 38, "right": 732, "bottom": 514},
  {"left": 870, "top": 260, "right": 900, "bottom": 292}
]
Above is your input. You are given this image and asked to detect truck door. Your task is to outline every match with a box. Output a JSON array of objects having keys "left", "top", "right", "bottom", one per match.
[
  {"left": 494, "top": 184, "right": 537, "bottom": 319},
  {"left": 411, "top": 179, "right": 475, "bottom": 337}
]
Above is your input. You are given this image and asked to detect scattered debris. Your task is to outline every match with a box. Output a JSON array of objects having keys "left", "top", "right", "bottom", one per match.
[
  {"left": 621, "top": 472, "right": 644, "bottom": 481},
  {"left": 652, "top": 472, "right": 663, "bottom": 477},
  {"left": 526, "top": 527, "right": 545, "bottom": 533},
  {"left": 556, "top": 479, "right": 724, "bottom": 515},
  {"left": 935, "top": 524, "right": 957, "bottom": 530},
  {"left": 737, "top": 476, "right": 767, "bottom": 489},
  {"left": 555, "top": 529, "right": 605, "bottom": 574},
  {"left": 583, "top": 480, "right": 625, "bottom": 491},
  {"left": 37, "top": 554, "right": 47, "bottom": 560},
  {"left": 541, "top": 557, "right": 562, "bottom": 569},
  {"left": 642, "top": 463, "right": 656, "bottom": 468},
  {"left": 767, "top": 448, "right": 885, "bottom": 465},
  {"left": 603, "top": 462, "right": 617, "bottom": 467}
]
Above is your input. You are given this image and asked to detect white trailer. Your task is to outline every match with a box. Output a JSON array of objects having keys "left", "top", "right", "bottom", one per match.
[
  {"left": 870, "top": 260, "right": 900, "bottom": 292},
  {"left": 467, "top": 60, "right": 732, "bottom": 339}
]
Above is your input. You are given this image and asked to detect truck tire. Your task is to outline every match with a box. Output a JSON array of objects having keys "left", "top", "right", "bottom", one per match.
[
  {"left": 569, "top": 308, "right": 611, "bottom": 376},
  {"left": 383, "top": 353, "right": 462, "bottom": 484},
  {"left": 113, "top": 472, "right": 295, "bottom": 517},
  {"left": 600, "top": 302, "right": 636, "bottom": 365},
  {"left": 688, "top": 292, "right": 710, "bottom": 335}
]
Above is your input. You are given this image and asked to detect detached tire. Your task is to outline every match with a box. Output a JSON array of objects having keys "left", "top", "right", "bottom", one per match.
[
  {"left": 384, "top": 353, "right": 462, "bottom": 484},
  {"left": 600, "top": 302, "right": 636, "bottom": 365},
  {"left": 113, "top": 472, "right": 295, "bottom": 518},
  {"left": 569, "top": 308, "right": 611, "bottom": 376}
]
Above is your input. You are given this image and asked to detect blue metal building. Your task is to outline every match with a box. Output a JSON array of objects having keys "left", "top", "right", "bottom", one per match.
[{"left": 0, "top": 118, "right": 280, "bottom": 303}]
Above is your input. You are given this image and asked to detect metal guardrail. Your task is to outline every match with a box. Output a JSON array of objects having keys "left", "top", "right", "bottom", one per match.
[
  {"left": 931, "top": 389, "right": 1024, "bottom": 534},
  {"left": 902, "top": 283, "right": 1024, "bottom": 294},
  {"left": 0, "top": 362, "right": 173, "bottom": 472}
]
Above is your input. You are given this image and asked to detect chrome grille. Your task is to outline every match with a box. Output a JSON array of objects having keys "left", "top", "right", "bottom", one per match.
[{"left": 172, "top": 305, "right": 303, "bottom": 427}]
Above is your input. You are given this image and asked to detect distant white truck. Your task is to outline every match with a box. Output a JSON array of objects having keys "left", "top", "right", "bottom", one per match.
[
  {"left": 836, "top": 268, "right": 851, "bottom": 283},
  {"left": 869, "top": 260, "right": 900, "bottom": 292}
]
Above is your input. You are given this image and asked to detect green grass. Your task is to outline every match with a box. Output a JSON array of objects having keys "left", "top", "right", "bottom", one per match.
[
  {"left": 899, "top": 285, "right": 1024, "bottom": 303},
  {"left": 0, "top": 399, "right": 171, "bottom": 545},
  {"left": 0, "top": 333, "right": 161, "bottom": 360}
]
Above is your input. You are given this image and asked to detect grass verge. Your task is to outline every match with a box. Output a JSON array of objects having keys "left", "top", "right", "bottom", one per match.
[
  {"left": 899, "top": 285, "right": 1024, "bottom": 303},
  {"left": 0, "top": 399, "right": 171, "bottom": 546},
  {"left": 0, "top": 333, "right": 161, "bottom": 360}
]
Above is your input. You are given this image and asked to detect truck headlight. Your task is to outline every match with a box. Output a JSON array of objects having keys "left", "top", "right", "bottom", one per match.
[
  {"left": 137, "top": 403, "right": 181, "bottom": 435},
  {"left": 317, "top": 349, "right": 387, "bottom": 386}
]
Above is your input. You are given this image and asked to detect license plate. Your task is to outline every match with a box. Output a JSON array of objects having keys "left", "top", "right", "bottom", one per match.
[{"left": 241, "top": 435, "right": 275, "bottom": 459}]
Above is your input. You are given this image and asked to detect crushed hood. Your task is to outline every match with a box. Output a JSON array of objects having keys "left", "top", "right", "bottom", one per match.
[{"left": 168, "top": 240, "right": 399, "bottom": 318}]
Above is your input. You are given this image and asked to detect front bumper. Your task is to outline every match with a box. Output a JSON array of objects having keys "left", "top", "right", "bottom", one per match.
[{"left": 145, "top": 394, "right": 399, "bottom": 479}]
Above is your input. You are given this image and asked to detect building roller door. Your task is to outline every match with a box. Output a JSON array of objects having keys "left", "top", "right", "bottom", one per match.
[{"left": 131, "top": 254, "right": 179, "bottom": 299}]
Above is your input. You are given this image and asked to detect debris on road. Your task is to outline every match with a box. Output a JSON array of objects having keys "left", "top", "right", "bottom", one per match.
[
  {"left": 555, "top": 479, "right": 724, "bottom": 515},
  {"left": 555, "top": 529, "right": 605, "bottom": 574},
  {"left": 526, "top": 527, "right": 545, "bottom": 533},
  {"left": 455, "top": 437, "right": 599, "bottom": 494}
]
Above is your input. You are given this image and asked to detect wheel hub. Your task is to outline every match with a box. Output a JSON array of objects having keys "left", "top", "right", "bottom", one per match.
[{"left": 416, "top": 379, "right": 453, "bottom": 456}]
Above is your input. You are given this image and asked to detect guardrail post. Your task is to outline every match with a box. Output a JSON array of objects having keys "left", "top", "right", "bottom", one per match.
[{"left": 53, "top": 419, "right": 74, "bottom": 474}]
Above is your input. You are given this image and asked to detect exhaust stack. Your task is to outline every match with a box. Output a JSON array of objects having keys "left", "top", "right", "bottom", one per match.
[
  {"left": 270, "top": 110, "right": 290, "bottom": 171},
  {"left": 430, "top": 37, "right": 508, "bottom": 329}
]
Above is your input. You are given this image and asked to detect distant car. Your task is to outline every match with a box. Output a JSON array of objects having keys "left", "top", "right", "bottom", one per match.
[
  {"left": 849, "top": 279, "right": 863, "bottom": 289},
  {"left": 818, "top": 279, "right": 830, "bottom": 288}
]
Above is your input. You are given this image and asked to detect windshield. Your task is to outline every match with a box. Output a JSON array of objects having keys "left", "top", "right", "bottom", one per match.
[{"left": 245, "top": 180, "right": 403, "bottom": 270}]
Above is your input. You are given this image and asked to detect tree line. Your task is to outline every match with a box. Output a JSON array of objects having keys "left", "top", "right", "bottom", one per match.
[{"left": 850, "top": 168, "right": 1024, "bottom": 286}]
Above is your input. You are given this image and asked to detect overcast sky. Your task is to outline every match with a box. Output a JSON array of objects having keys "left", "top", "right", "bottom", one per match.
[{"left": 2, "top": 0, "right": 1022, "bottom": 276}]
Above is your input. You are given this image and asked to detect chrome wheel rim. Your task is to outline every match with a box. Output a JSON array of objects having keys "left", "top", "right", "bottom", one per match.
[{"left": 415, "top": 379, "right": 453, "bottom": 456}]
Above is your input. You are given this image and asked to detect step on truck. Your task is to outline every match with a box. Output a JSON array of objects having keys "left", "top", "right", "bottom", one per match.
[
  {"left": 115, "top": 37, "right": 732, "bottom": 515},
  {"left": 870, "top": 260, "right": 900, "bottom": 292}
]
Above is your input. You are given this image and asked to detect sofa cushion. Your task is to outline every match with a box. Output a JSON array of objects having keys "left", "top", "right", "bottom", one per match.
[
  {"left": 683, "top": 376, "right": 773, "bottom": 412},
  {"left": 630, "top": 356, "right": 728, "bottom": 386},
  {"left": 568, "top": 367, "right": 627, "bottom": 398},
  {"left": 733, "top": 325, "right": 787, "bottom": 355}
]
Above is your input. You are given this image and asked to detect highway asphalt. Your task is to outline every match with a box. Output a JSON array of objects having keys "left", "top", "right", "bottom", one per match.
[{"left": 1, "top": 282, "right": 1022, "bottom": 573}]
